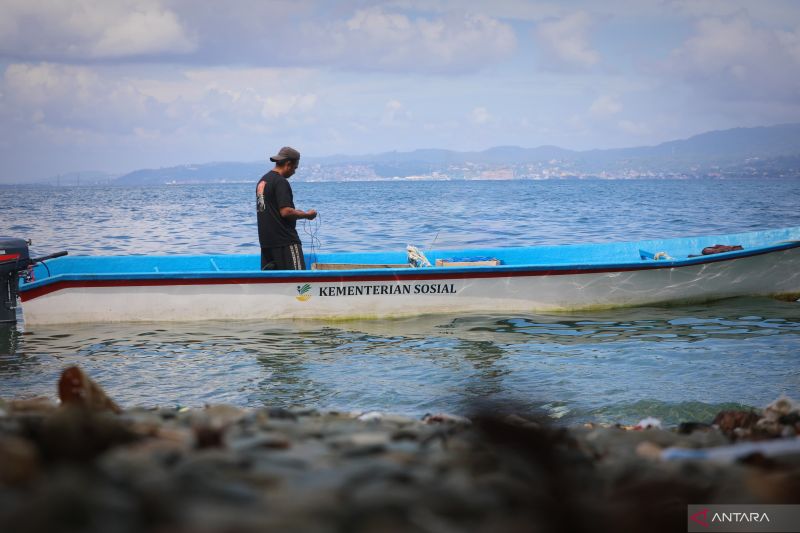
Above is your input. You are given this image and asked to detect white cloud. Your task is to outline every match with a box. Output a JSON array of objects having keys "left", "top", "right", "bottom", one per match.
[
  {"left": 399, "top": 0, "right": 797, "bottom": 26},
  {"left": 665, "top": 0, "right": 800, "bottom": 27},
  {"left": 90, "top": 5, "right": 195, "bottom": 58},
  {"left": 0, "top": 2, "right": 514, "bottom": 74},
  {"left": 180, "top": 68, "right": 320, "bottom": 124},
  {"left": 381, "top": 99, "right": 412, "bottom": 125},
  {"left": 299, "top": 7, "right": 517, "bottom": 73},
  {"left": 1, "top": 63, "right": 167, "bottom": 134},
  {"left": 181, "top": 68, "right": 316, "bottom": 89},
  {"left": 0, "top": 63, "right": 320, "bottom": 140},
  {"left": 589, "top": 95, "right": 623, "bottom": 117},
  {"left": 534, "top": 11, "right": 600, "bottom": 71},
  {"left": 618, "top": 119, "right": 650, "bottom": 135},
  {"left": 382, "top": 0, "right": 566, "bottom": 21},
  {"left": 663, "top": 15, "right": 800, "bottom": 102},
  {"left": 777, "top": 28, "right": 800, "bottom": 63},
  {"left": 261, "top": 94, "right": 318, "bottom": 119},
  {"left": 0, "top": 0, "right": 196, "bottom": 60},
  {"left": 471, "top": 106, "right": 491, "bottom": 124}
]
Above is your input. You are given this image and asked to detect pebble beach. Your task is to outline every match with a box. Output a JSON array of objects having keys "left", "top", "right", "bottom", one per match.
[{"left": 1, "top": 367, "right": 799, "bottom": 533}]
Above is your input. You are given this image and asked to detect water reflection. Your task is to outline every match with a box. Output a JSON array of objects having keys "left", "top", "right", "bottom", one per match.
[
  {"left": 447, "top": 300, "right": 800, "bottom": 344},
  {"left": 0, "top": 324, "right": 22, "bottom": 358},
  {"left": 0, "top": 297, "right": 797, "bottom": 425}
]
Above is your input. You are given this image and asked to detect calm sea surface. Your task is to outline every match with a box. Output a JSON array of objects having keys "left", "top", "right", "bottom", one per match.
[{"left": 1, "top": 179, "right": 799, "bottom": 424}]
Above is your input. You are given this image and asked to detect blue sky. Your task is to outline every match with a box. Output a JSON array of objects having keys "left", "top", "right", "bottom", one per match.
[{"left": 1, "top": 0, "right": 799, "bottom": 182}]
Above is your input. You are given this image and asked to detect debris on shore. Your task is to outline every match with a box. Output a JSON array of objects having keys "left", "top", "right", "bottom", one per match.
[{"left": 1, "top": 366, "right": 798, "bottom": 532}]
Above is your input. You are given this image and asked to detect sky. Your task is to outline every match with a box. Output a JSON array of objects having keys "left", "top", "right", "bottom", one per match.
[{"left": 1, "top": 0, "right": 800, "bottom": 182}]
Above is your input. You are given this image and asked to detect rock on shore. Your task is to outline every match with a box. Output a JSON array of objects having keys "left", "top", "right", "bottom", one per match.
[{"left": 1, "top": 367, "right": 799, "bottom": 533}]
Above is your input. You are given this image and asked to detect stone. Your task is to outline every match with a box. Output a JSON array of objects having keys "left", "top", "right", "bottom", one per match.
[
  {"left": 378, "top": 414, "right": 417, "bottom": 427},
  {"left": 779, "top": 412, "right": 800, "bottom": 426},
  {"left": 755, "top": 418, "right": 783, "bottom": 437},
  {"left": 327, "top": 432, "right": 390, "bottom": 456},
  {"left": 260, "top": 407, "right": 299, "bottom": 421},
  {"left": 98, "top": 444, "right": 172, "bottom": 487},
  {"left": 422, "top": 413, "right": 471, "bottom": 426},
  {"left": 712, "top": 410, "right": 760, "bottom": 435},
  {"left": 57, "top": 366, "right": 121, "bottom": 414},
  {"left": 58, "top": 366, "right": 122, "bottom": 413},
  {"left": 764, "top": 395, "right": 799, "bottom": 421},
  {"left": 0, "top": 435, "right": 40, "bottom": 485},
  {"left": 3, "top": 379, "right": 800, "bottom": 533},
  {"left": 228, "top": 432, "right": 292, "bottom": 452},
  {"left": 579, "top": 427, "right": 683, "bottom": 460},
  {"left": 635, "top": 441, "right": 663, "bottom": 460},
  {"left": 7, "top": 396, "right": 58, "bottom": 414},
  {"left": 201, "top": 404, "right": 247, "bottom": 427},
  {"left": 677, "top": 422, "right": 712, "bottom": 435},
  {"left": 289, "top": 407, "right": 319, "bottom": 417},
  {"left": 38, "top": 406, "right": 138, "bottom": 463},
  {"left": 194, "top": 425, "right": 226, "bottom": 449}
]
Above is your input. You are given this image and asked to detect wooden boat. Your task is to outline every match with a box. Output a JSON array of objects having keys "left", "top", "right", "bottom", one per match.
[{"left": 15, "top": 227, "right": 800, "bottom": 325}]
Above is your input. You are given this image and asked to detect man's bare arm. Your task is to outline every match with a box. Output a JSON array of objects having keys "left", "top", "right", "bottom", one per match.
[{"left": 280, "top": 207, "right": 317, "bottom": 220}]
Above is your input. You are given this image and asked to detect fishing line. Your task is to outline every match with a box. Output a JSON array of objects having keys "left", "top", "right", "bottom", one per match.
[
  {"left": 427, "top": 230, "right": 440, "bottom": 250},
  {"left": 302, "top": 212, "right": 322, "bottom": 267}
]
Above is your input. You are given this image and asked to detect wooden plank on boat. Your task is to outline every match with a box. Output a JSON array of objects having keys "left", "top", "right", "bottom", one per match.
[
  {"left": 435, "top": 259, "right": 501, "bottom": 267},
  {"left": 311, "top": 263, "right": 411, "bottom": 270}
]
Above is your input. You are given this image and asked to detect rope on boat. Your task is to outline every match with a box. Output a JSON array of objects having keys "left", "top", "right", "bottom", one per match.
[{"left": 302, "top": 212, "right": 322, "bottom": 267}]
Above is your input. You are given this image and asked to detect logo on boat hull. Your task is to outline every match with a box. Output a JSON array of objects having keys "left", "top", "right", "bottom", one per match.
[{"left": 296, "top": 283, "right": 312, "bottom": 302}]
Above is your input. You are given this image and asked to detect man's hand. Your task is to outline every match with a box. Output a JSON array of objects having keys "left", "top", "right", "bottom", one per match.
[{"left": 306, "top": 209, "right": 318, "bottom": 220}]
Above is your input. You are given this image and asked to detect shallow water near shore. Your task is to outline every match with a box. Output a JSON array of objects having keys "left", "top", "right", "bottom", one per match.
[
  {"left": 2, "top": 296, "right": 798, "bottom": 425},
  {"left": 1, "top": 179, "right": 799, "bottom": 424}
]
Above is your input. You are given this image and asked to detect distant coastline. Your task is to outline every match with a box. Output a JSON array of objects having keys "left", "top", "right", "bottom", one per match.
[
  {"left": 3, "top": 175, "right": 797, "bottom": 189},
  {"left": 11, "top": 123, "right": 800, "bottom": 186}
]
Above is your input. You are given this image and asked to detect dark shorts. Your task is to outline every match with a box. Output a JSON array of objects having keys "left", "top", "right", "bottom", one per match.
[{"left": 261, "top": 243, "right": 306, "bottom": 270}]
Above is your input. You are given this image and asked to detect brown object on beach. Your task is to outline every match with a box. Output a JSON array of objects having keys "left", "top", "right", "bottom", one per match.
[
  {"left": 7, "top": 397, "right": 58, "bottom": 414},
  {"left": 712, "top": 410, "right": 760, "bottom": 435},
  {"left": 702, "top": 244, "right": 743, "bottom": 255},
  {"left": 58, "top": 366, "right": 121, "bottom": 414},
  {"left": 0, "top": 436, "right": 40, "bottom": 485}
]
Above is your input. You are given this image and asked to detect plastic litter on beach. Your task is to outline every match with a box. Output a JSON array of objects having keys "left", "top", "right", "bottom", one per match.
[
  {"left": 633, "top": 417, "right": 662, "bottom": 430},
  {"left": 356, "top": 411, "right": 384, "bottom": 422},
  {"left": 661, "top": 437, "right": 800, "bottom": 463}
]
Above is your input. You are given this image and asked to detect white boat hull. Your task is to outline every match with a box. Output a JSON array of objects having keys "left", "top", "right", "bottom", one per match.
[{"left": 20, "top": 247, "right": 800, "bottom": 325}]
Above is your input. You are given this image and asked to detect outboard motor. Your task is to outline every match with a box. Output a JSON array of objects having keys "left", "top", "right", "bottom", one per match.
[
  {"left": 1, "top": 238, "right": 30, "bottom": 323},
  {"left": 0, "top": 237, "right": 67, "bottom": 323}
]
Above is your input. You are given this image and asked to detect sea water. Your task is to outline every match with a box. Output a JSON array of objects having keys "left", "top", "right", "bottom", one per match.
[{"left": 1, "top": 179, "right": 799, "bottom": 424}]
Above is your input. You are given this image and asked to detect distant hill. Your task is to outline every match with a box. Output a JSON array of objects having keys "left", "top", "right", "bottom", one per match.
[
  {"left": 102, "top": 123, "right": 800, "bottom": 184},
  {"left": 115, "top": 162, "right": 265, "bottom": 185}
]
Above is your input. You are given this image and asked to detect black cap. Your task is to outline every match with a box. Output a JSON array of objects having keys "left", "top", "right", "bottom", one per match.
[{"left": 269, "top": 146, "right": 300, "bottom": 162}]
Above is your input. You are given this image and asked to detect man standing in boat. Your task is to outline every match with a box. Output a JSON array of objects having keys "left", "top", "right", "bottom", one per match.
[{"left": 256, "top": 146, "right": 317, "bottom": 270}]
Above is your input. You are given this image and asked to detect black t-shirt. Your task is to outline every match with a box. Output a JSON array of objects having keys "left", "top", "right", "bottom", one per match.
[{"left": 256, "top": 171, "right": 300, "bottom": 247}]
